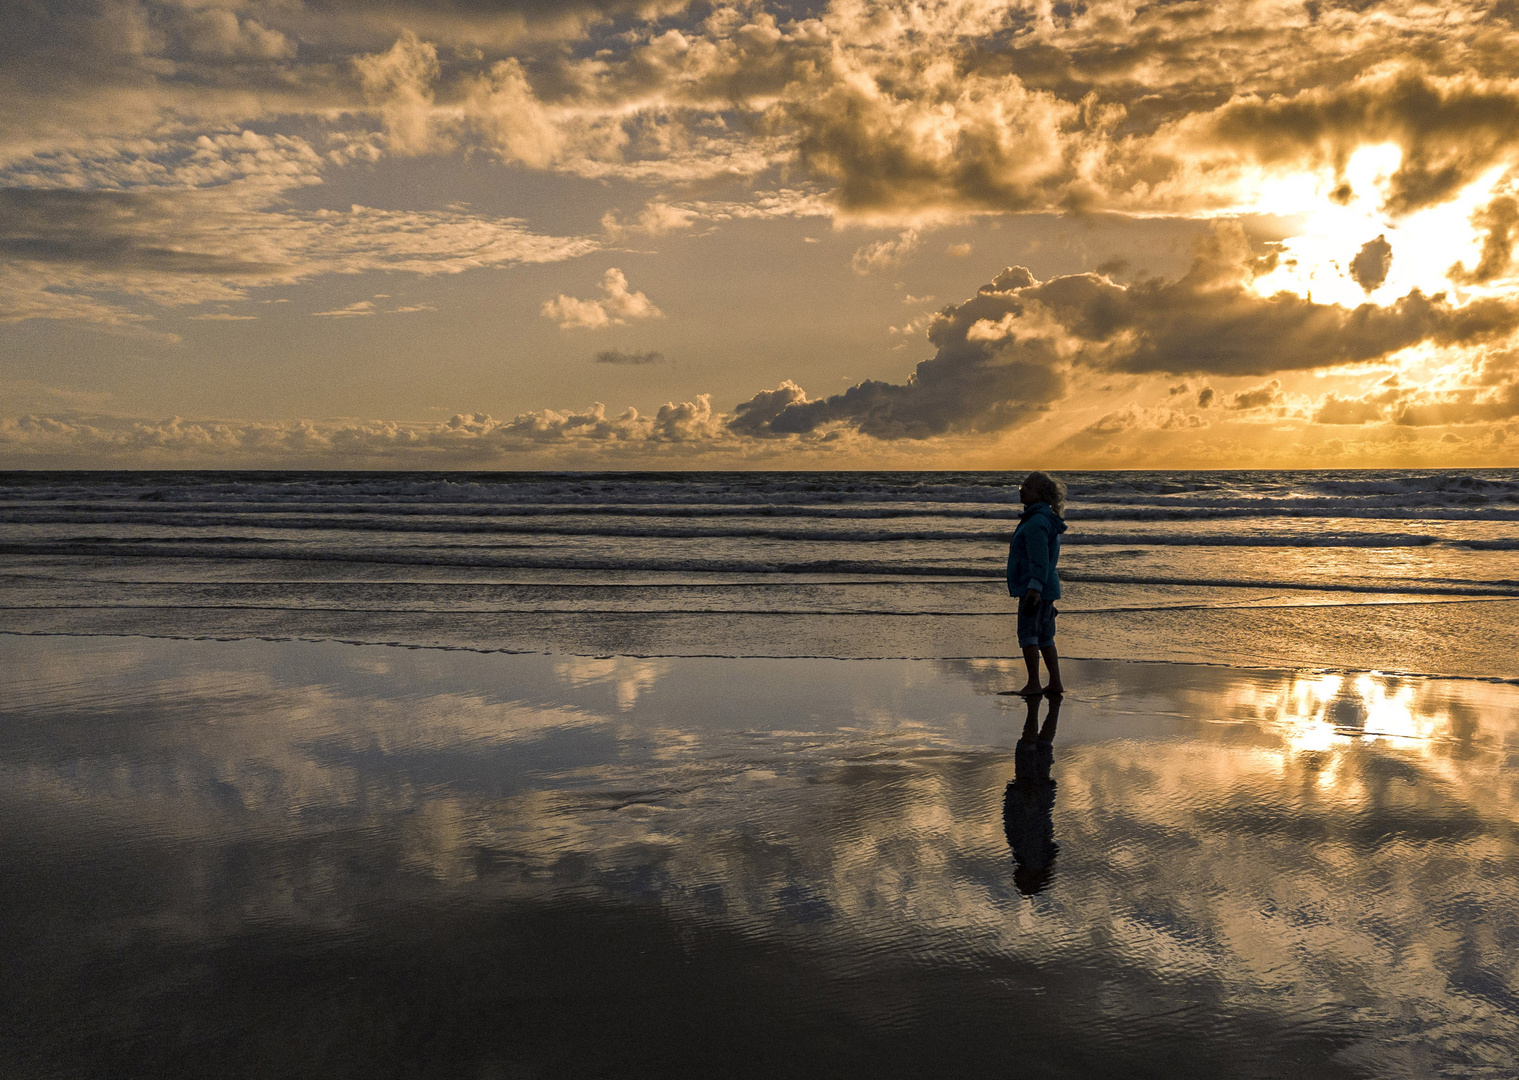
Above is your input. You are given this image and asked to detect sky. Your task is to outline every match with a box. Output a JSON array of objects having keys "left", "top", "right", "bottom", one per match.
[{"left": 2, "top": 0, "right": 1519, "bottom": 469}]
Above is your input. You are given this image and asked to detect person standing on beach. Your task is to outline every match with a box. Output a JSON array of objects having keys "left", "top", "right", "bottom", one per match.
[{"left": 1008, "top": 471, "right": 1068, "bottom": 696}]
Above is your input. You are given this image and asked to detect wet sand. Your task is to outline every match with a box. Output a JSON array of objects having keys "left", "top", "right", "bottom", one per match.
[{"left": 2, "top": 634, "right": 1517, "bottom": 1079}]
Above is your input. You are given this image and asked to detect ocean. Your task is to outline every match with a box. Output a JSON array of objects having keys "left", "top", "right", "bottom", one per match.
[
  {"left": 3, "top": 470, "right": 1518, "bottom": 1078},
  {"left": 3, "top": 468, "right": 1517, "bottom": 677}
]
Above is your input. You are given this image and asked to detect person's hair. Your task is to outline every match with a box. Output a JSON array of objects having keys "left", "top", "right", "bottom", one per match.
[{"left": 1023, "top": 471, "right": 1066, "bottom": 515}]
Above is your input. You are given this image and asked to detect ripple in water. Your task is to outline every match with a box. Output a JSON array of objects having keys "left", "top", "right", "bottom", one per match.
[{"left": 2, "top": 636, "right": 1516, "bottom": 1078}]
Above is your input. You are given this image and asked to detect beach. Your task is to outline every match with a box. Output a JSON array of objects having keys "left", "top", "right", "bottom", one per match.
[{"left": 2, "top": 470, "right": 1518, "bottom": 1077}]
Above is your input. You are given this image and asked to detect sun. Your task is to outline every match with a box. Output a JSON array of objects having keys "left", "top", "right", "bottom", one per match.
[{"left": 1242, "top": 145, "right": 1509, "bottom": 308}]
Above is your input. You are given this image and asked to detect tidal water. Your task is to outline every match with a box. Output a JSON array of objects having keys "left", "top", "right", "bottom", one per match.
[
  {"left": 3, "top": 469, "right": 1517, "bottom": 1075},
  {"left": 2, "top": 469, "right": 1517, "bottom": 677},
  {"left": 3, "top": 635, "right": 1516, "bottom": 1079}
]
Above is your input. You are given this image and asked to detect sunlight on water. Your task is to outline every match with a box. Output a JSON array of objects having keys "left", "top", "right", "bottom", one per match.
[{"left": 1225, "top": 669, "right": 1494, "bottom": 764}]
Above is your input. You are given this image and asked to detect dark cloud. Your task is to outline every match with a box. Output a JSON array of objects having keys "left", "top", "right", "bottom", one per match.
[
  {"left": 1225, "top": 379, "right": 1284, "bottom": 410},
  {"left": 307, "top": 0, "right": 690, "bottom": 17},
  {"left": 732, "top": 224, "right": 1519, "bottom": 440},
  {"left": 594, "top": 348, "right": 665, "bottom": 365},
  {"left": 1350, "top": 235, "right": 1392, "bottom": 292},
  {"left": 1093, "top": 227, "right": 1519, "bottom": 376},
  {"left": 0, "top": 0, "right": 157, "bottom": 83},
  {"left": 1449, "top": 196, "right": 1519, "bottom": 285},
  {"left": 0, "top": 1, "right": 342, "bottom": 145},
  {"left": 0, "top": 0, "right": 695, "bottom": 73},
  {"left": 1200, "top": 68, "right": 1519, "bottom": 214},
  {"left": 0, "top": 189, "right": 279, "bottom": 276},
  {"left": 785, "top": 69, "right": 1082, "bottom": 216},
  {"left": 306, "top": 0, "right": 701, "bottom": 39},
  {"left": 730, "top": 266, "right": 1068, "bottom": 439},
  {"left": 727, "top": 380, "right": 809, "bottom": 437}
]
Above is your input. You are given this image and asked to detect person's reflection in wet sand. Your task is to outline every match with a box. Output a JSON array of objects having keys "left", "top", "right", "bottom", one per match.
[{"left": 1004, "top": 694, "right": 1060, "bottom": 895}]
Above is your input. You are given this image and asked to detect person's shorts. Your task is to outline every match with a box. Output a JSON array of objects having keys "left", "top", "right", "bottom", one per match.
[{"left": 1017, "top": 595, "right": 1058, "bottom": 649}]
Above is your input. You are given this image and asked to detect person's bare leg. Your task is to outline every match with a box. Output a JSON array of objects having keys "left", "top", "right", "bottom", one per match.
[
  {"left": 1017, "top": 645, "right": 1043, "bottom": 696},
  {"left": 1040, "top": 646, "right": 1064, "bottom": 695}
]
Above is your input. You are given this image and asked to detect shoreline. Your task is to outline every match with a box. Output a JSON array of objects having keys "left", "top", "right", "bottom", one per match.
[{"left": 6, "top": 625, "right": 1518, "bottom": 687}]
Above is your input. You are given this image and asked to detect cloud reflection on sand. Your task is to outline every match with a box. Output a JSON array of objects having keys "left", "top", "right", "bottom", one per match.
[{"left": 2, "top": 637, "right": 1517, "bottom": 1077}]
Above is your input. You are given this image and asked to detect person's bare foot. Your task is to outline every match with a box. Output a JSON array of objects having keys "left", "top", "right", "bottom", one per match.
[
  {"left": 1014, "top": 682, "right": 1043, "bottom": 697},
  {"left": 1043, "top": 683, "right": 1065, "bottom": 697}
]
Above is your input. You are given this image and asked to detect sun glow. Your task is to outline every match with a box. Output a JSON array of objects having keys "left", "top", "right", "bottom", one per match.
[
  {"left": 1245, "top": 145, "right": 1508, "bottom": 308},
  {"left": 1229, "top": 671, "right": 1454, "bottom": 760}
]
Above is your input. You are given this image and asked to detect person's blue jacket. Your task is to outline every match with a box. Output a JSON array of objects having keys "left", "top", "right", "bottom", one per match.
[{"left": 1007, "top": 501, "right": 1067, "bottom": 599}]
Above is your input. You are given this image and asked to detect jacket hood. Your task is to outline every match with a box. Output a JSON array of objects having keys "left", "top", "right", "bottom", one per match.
[{"left": 1021, "top": 501, "right": 1068, "bottom": 533}]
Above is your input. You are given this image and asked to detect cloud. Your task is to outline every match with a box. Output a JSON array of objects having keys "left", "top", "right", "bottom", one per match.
[
  {"left": 0, "top": 263, "right": 164, "bottom": 329},
  {"left": 7, "top": 5, "right": 1515, "bottom": 290},
  {"left": 1, "top": 128, "right": 333, "bottom": 199},
  {"left": 4, "top": 0, "right": 1519, "bottom": 470},
  {"left": 1191, "top": 68, "right": 1519, "bottom": 215},
  {"left": 1310, "top": 360, "right": 1519, "bottom": 427},
  {"left": 541, "top": 268, "right": 662, "bottom": 330},
  {"left": 731, "top": 265, "right": 1069, "bottom": 440},
  {"left": 484, "top": 396, "right": 719, "bottom": 443},
  {"left": 785, "top": 50, "right": 1084, "bottom": 219},
  {"left": 0, "top": 187, "right": 282, "bottom": 279},
  {"left": 0, "top": 395, "right": 727, "bottom": 464},
  {"left": 440, "top": 29, "right": 802, "bottom": 184},
  {"left": 0, "top": 185, "right": 600, "bottom": 323},
  {"left": 1225, "top": 379, "right": 1285, "bottom": 411},
  {"left": 1080, "top": 404, "right": 1208, "bottom": 437},
  {"left": 354, "top": 31, "right": 445, "bottom": 155},
  {"left": 730, "top": 224, "right": 1519, "bottom": 441},
  {"left": 1350, "top": 235, "right": 1392, "bottom": 293},
  {"left": 1314, "top": 393, "right": 1392, "bottom": 426},
  {"left": 601, "top": 202, "right": 698, "bottom": 238},
  {"left": 850, "top": 230, "right": 919, "bottom": 275},
  {"left": 173, "top": 8, "right": 296, "bottom": 61},
  {"left": 727, "top": 380, "right": 810, "bottom": 438},
  {"left": 594, "top": 349, "right": 666, "bottom": 365},
  {"left": 1449, "top": 196, "right": 1519, "bottom": 285},
  {"left": 6, "top": 2, "right": 1519, "bottom": 236},
  {"left": 314, "top": 301, "right": 376, "bottom": 318},
  {"left": 1391, "top": 351, "right": 1519, "bottom": 426},
  {"left": 1088, "top": 227, "right": 1519, "bottom": 377}
]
